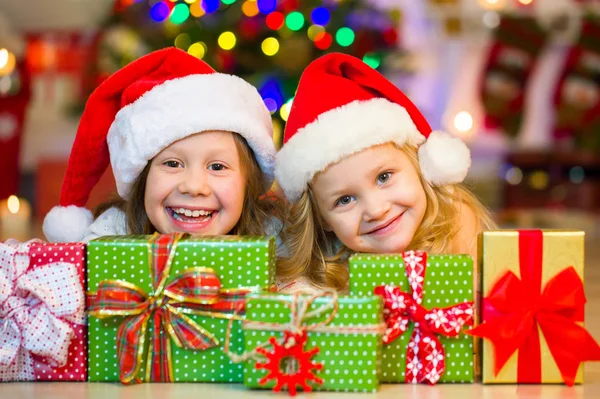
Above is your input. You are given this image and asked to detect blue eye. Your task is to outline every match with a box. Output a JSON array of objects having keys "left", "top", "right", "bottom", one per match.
[
  {"left": 335, "top": 195, "right": 355, "bottom": 207},
  {"left": 377, "top": 172, "right": 392, "bottom": 184},
  {"left": 208, "top": 163, "right": 226, "bottom": 171},
  {"left": 164, "top": 160, "right": 182, "bottom": 168}
]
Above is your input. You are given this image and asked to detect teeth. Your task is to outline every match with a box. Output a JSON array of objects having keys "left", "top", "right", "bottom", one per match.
[{"left": 172, "top": 208, "right": 212, "bottom": 218}]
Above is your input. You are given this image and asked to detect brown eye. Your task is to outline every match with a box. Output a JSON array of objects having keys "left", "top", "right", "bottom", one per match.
[
  {"left": 163, "top": 160, "right": 182, "bottom": 168},
  {"left": 208, "top": 163, "right": 226, "bottom": 171}
]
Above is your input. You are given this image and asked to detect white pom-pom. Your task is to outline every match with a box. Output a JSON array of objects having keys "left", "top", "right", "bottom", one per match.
[
  {"left": 418, "top": 130, "right": 471, "bottom": 186},
  {"left": 43, "top": 205, "right": 94, "bottom": 243}
]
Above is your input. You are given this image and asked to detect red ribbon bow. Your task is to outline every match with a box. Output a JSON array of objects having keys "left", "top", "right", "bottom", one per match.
[
  {"left": 374, "top": 251, "right": 474, "bottom": 384},
  {"left": 88, "top": 233, "right": 249, "bottom": 384},
  {"left": 468, "top": 230, "right": 600, "bottom": 385}
]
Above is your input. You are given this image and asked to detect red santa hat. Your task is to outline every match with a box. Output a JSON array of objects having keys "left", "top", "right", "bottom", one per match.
[
  {"left": 275, "top": 53, "right": 471, "bottom": 202},
  {"left": 43, "top": 47, "right": 275, "bottom": 242}
]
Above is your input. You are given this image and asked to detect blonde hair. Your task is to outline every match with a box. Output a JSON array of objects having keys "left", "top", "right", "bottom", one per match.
[
  {"left": 95, "top": 133, "right": 284, "bottom": 236},
  {"left": 277, "top": 144, "right": 496, "bottom": 292}
]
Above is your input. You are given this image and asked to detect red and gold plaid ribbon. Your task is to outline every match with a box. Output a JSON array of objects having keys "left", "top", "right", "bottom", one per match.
[{"left": 88, "top": 233, "right": 251, "bottom": 384}]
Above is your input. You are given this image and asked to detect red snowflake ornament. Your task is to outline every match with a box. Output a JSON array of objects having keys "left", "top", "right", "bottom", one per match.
[{"left": 255, "top": 331, "right": 324, "bottom": 396}]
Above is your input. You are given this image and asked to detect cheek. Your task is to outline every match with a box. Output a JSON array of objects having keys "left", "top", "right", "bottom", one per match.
[
  {"left": 214, "top": 176, "right": 246, "bottom": 209},
  {"left": 326, "top": 212, "right": 358, "bottom": 241},
  {"left": 396, "top": 176, "right": 426, "bottom": 207},
  {"left": 144, "top": 171, "right": 170, "bottom": 204}
]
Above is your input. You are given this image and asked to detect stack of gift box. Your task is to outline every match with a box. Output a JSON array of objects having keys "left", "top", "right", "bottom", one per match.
[{"left": 1, "top": 230, "right": 599, "bottom": 394}]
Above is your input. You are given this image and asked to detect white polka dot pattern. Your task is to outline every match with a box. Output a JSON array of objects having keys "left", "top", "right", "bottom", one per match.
[
  {"left": 242, "top": 294, "right": 383, "bottom": 393},
  {"left": 87, "top": 235, "right": 275, "bottom": 382},
  {"left": 348, "top": 253, "right": 475, "bottom": 383},
  {"left": 0, "top": 241, "right": 87, "bottom": 381}
]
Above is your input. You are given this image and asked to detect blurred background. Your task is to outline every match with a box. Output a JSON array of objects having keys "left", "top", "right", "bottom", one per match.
[{"left": 0, "top": 0, "right": 599, "bottom": 242}]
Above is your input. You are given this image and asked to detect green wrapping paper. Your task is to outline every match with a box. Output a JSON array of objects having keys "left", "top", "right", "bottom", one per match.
[
  {"left": 349, "top": 253, "right": 475, "bottom": 383},
  {"left": 242, "top": 293, "right": 384, "bottom": 393},
  {"left": 87, "top": 235, "right": 276, "bottom": 382}
]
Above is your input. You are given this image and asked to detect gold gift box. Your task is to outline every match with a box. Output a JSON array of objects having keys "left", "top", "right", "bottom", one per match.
[{"left": 478, "top": 230, "right": 585, "bottom": 384}]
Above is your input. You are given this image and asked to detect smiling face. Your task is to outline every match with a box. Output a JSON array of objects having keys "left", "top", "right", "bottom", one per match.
[
  {"left": 311, "top": 143, "right": 427, "bottom": 253},
  {"left": 143, "top": 130, "right": 246, "bottom": 235}
]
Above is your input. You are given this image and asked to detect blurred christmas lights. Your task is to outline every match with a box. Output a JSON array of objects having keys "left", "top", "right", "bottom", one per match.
[
  {"left": 188, "top": 42, "right": 207, "bottom": 59},
  {"left": 218, "top": 31, "right": 237, "bottom": 50},
  {"left": 261, "top": 37, "right": 279, "bottom": 56},
  {"left": 453, "top": 111, "right": 474, "bottom": 133}
]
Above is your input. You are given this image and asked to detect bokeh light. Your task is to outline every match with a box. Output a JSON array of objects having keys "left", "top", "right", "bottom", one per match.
[
  {"left": 202, "top": 0, "right": 219, "bottom": 13},
  {"left": 263, "top": 97, "right": 278, "bottom": 113},
  {"left": 362, "top": 52, "right": 381, "bottom": 69},
  {"left": 280, "top": 98, "right": 294, "bottom": 121},
  {"left": 453, "top": 111, "right": 474, "bottom": 133},
  {"left": 505, "top": 167, "right": 523, "bottom": 185},
  {"left": 218, "top": 31, "right": 237, "bottom": 50},
  {"left": 311, "top": 7, "right": 330, "bottom": 26},
  {"left": 286, "top": 11, "right": 305, "bottom": 31},
  {"left": 570, "top": 166, "right": 585, "bottom": 184},
  {"left": 242, "top": 0, "right": 260, "bottom": 17},
  {"left": 314, "top": 32, "right": 332, "bottom": 50},
  {"left": 150, "top": 2, "right": 170, "bottom": 22},
  {"left": 174, "top": 33, "right": 191, "bottom": 49},
  {"left": 261, "top": 37, "right": 280, "bottom": 56},
  {"left": 170, "top": 3, "right": 190, "bottom": 24},
  {"left": 529, "top": 170, "right": 549, "bottom": 190},
  {"left": 188, "top": 42, "right": 207, "bottom": 59},
  {"left": 336, "top": 27, "right": 355, "bottom": 47},
  {"left": 257, "top": 0, "right": 276, "bottom": 14},
  {"left": 266, "top": 12, "right": 284, "bottom": 30},
  {"left": 307, "top": 25, "right": 325, "bottom": 41}
]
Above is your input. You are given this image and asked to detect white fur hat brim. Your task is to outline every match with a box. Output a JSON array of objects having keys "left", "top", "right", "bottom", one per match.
[
  {"left": 275, "top": 98, "right": 471, "bottom": 202},
  {"left": 108, "top": 73, "right": 275, "bottom": 199}
]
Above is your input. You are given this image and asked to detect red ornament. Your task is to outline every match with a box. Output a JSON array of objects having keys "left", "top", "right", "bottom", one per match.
[{"left": 255, "top": 331, "right": 323, "bottom": 396}]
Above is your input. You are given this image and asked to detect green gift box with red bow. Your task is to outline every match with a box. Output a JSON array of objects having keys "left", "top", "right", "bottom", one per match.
[
  {"left": 349, "top": 251, "right": 476, "bottom": 384},
  {"left": 240, "top": 292, "right": 385, "bottom": 394},
  {"left": 87, "top": 233, "right": 275, "bottom": 383}
]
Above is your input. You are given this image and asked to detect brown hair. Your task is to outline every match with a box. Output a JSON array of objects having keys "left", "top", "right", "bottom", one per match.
[
  {"left": 94, "top": 133, "right": 283, "bottom": 236},
  {"left": 277, "top": 144, "right": 497, "bottom": 293}
]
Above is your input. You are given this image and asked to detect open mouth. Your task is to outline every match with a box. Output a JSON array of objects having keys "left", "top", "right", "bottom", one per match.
[{"left": 167, "top": 207, "right": 216, "bottom": 224}]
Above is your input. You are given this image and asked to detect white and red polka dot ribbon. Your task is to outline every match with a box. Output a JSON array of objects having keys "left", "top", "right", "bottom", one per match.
[
  {"left": 0, "top": 239, "right": 85, "bottom": 381},
  {"left": 374, "top": 250, "right": 474, "bottom": 385}
]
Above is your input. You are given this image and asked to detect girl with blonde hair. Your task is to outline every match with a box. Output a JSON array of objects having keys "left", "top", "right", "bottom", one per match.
[{"left": 276, "top": 53, "right": 496, "bottom": 293}]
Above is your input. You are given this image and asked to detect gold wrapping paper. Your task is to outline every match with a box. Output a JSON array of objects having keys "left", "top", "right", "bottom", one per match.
[{"left": 479, "top": 230, "right": 585, "bottom": 384}]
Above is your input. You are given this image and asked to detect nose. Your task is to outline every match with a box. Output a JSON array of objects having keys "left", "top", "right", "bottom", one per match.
[
  {"left": 362, "top": 191, "right": 391, "bottom": 222},
  {"left": 177, "top": 167, "right": 211, "bottom": 197}
]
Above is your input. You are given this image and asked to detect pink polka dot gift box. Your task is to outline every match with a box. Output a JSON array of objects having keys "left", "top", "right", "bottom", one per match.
[{"left": 0, "top": 239, "right": 87, "bottom": 381}]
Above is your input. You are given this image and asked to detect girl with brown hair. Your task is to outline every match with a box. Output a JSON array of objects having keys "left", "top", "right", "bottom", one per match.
[{"left": 43, "top": 48, "right": 282, "bottom": 242}]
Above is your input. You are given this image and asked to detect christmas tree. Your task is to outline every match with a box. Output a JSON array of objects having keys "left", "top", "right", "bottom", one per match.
[{"left": 84, "top": 0, "right": 399, "bottom": 145}]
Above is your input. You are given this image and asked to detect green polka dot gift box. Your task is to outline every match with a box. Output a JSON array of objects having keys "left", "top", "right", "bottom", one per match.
[
  {"left": 86, "top": 233, "right": 276, "bottom": 383},
  {"left": 349, "top": 251, "right": 475, "bottom": 384},
  {"left": 240, "top": 293, "right": 385, "bottom": 394}
]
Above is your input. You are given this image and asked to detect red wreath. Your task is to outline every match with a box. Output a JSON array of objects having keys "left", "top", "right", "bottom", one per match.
[{"left": 255, "top": 331, "right": 323, "bottom": 396}]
